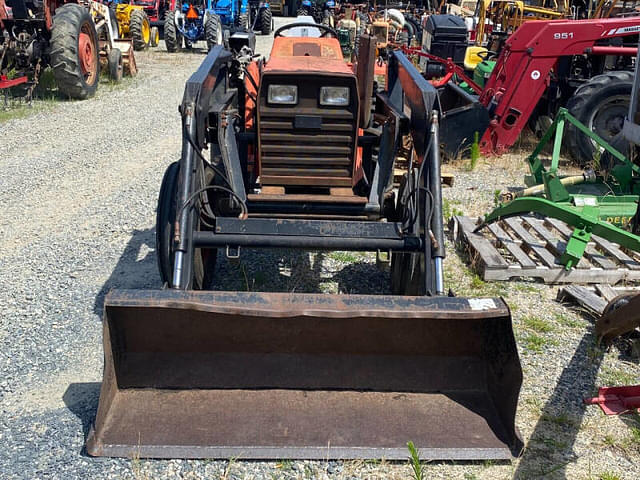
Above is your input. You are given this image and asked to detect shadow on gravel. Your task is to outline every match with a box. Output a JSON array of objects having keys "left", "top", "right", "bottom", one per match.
[
  {"left": 334, "top": 262, "right": 390, "bottom": 295},
  {"left": 212, "top": 249, "right": 327, "bottom": 293},
  {"left": 94, "top": 227, "right": 158, "bottom": 317},
  {"left": 63, "top": 382, "right": 101, "bottom": 453},
  {"left": 512, "top": 332, "right": 604, "bottom": 479}
]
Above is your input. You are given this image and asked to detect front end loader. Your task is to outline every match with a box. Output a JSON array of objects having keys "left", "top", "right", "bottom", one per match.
[{"left": 87, "top": 28, "right": 523, "bottom": 460}]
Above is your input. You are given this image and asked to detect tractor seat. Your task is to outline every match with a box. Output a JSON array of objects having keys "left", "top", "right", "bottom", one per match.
[{"left": 464, "top": 46, "right": 488, "bottom": 71}]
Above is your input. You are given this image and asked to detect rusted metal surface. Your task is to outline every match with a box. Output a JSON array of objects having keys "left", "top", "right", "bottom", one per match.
[
  {"left": 596, "top": 293, "right": 640, "bottom": 343},
  {"left": 87, "top": 290, "right": 523, "bottom": 459}
]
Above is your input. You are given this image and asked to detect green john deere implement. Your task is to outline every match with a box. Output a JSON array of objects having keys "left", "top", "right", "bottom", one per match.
[{"left": 478, "top": 108, "right": 640, "bottom": 270}]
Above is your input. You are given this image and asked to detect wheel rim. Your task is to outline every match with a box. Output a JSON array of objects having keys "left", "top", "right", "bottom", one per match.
[
  {"left": 588, "top": 94, "right": 628, "bottom": 148},
  {"left": 217, "top": 22, "right": 223, "bottom": 44},
  {"left": 154, "top": 28, "right": 160, "bottom": 44},
  {"left": 79, "top": 25, "right": 97, "bottom": 85},
  {"left": 142, "top": 19, "right": 151, "bottom": 43}
]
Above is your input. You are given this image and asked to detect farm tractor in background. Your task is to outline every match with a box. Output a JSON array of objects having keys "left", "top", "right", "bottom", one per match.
[
  {"left": 108, "top": 0, "right": 157, "bottom": 50},
  {"left": 1, "top": 0, "right": 135, "bottom": 101},
  {"left": 249, "top": 0, "right": 272, "bottom": 35},
  {"left": 164, "top": 0, "right": 270, "bottom": 52},
  {"left": 412, "top": 14, "right": 640, "bottom": 164}
]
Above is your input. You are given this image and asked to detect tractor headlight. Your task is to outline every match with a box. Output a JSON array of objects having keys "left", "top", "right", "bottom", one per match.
[
  {"left": 268, "top": 85, "right": 298, "bottom": 105},
  {"left": 320, "top": 86, "right": 349, "bottom": 106}
]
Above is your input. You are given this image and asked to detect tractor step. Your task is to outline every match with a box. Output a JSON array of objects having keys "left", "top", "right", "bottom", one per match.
[{"left": 453, "top": 215, "right": 640, "bottom": 284}]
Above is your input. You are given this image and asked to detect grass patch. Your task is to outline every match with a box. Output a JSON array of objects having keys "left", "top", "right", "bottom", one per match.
[
  {"left": 600, "top": 365, "right": 637, "bottom": 386},
  {"left": 522, "top": 315, "right": 555, "bottom": 333},
  {"left": 521, "top": 332, "right": 548, "bottom": 353},
  {"left": 329, "top": 251, "right": 360, "bottom": 263},
  {"left": 536, "top": 436, "right": 568, "bottom": 450},
  {"left": 553, "top": 312, "right": 584, "bottom": 329},
  {"left": 599, "top": 472, "right": 623, "bottom": 480},
  {"left": 540, "top": 411, "right": 577, "bottom": 427},
  {"left": 442, "top": 198, "right": 464, "bottom": 220},
  {"left": 276, "top": 460, "right": 292, "bottom": 470},
  {"left": 603, "top": 434, "right": 617, "bottom": 448}
]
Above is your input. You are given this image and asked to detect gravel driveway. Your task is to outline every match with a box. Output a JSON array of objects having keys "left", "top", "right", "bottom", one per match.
[{"left": 1, "top": 16, "right": 639, "bottom": 480}]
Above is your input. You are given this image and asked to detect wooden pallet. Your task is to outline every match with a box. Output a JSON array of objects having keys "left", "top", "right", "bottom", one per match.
[
  {"left": 452, "top": 215, "right": 640, "bottom": 284},
  {"left": 557, "top": 285, "right": 640, "bottom": 316}
]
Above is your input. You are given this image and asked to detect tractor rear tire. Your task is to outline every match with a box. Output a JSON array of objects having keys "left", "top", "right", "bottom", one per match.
[
  {"left": 156, "top": 162, "right": 217, "bottom": 290},
  {"left": 566, "top": 71, "right": 633, "bottom": 166},
  {"left": 130, "top": 9, "right": 151, "bottom": 51},
  {"left": 238, "top": 13, "right": 249, "bottom": 31},
  {"left": 150, "top": 26, "right": 160, "bottom": 47},
  {"left": 205, "top": 14, "right": 223, "bottom": 51},
  {"left": 260, "top": 8, "right": 272, "bottom": 35},
  {"left": 108, "top": 48, "right": 123, "bottom": 83},
  {"left": 164, "top": 11, "right": 182, "bottom": 52},
  {"left": 298, "top": 7, "right": 309, "bottom": 16},
  {"left": 49, "top": 4, "right": 100, "bottom": 100}
]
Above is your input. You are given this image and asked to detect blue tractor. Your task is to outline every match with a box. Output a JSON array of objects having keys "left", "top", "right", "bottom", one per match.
[{"left": 164, "top": 0, "right": 260, "bottom": 52}]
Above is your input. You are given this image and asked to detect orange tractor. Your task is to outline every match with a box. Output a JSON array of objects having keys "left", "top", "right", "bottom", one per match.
[{"left": 87, "top": 25, "right": 523, "bottom": 460}]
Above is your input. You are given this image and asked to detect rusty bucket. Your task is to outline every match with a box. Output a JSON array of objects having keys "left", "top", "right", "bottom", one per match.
[{"left": 86, "top": 290, "right": 523, "bottom": 460}]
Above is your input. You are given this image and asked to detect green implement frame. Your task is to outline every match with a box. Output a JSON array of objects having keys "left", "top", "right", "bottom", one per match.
[{"left": 480, "top": 108, "right": 640, "bottom": 270}]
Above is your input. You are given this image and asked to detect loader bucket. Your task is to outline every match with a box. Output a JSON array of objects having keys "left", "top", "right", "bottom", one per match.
[
  {"left": 438, "top": 82, "right": 489, "bottom": 159},
  {"left": 87, "top": 290, "right": 523, "bottom": 460}
]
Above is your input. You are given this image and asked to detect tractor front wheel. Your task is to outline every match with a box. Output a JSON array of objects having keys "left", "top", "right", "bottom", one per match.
[
  {"left": 130, "top": 9, "right": 151, "bottom": 50},
  {"left": 205, "top": 14, "right": 223, "bottom": 51},
  {"left": 390, "top": 171, "right": 427, "bottom": 296},
  {"left": 156, "top": 162, "right": 217, "bottom": 290},
  {"left": 260, "top": 7, "right": 272, "bottom": 35},
  {"left": 50, "top": 3, "right": 100, "bottom": 99},
  {"left": 150, "top": 26, "right": 160, "bottom": 47},
  {"left": 566, "top": 71, "right": 633, "bottom": 166},
  {"left": 164, "top": 11, "right": 182, "bottom": 52},
  {"left": 108, "top": 47, "right": 123, "bottom": 82}
]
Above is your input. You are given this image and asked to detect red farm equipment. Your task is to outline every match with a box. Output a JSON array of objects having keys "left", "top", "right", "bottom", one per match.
[
  {"left": 415, "top": 15, "right": 640, "bottom": 163},
  {"left": 1, "top": 0, "right": 135, "bottom": 100},
  {"left": 86, "top": 30, "right": 524, "bottom": 460}
]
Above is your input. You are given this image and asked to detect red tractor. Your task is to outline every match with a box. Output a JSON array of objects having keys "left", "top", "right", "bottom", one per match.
[{"left": 1, "top": 0, "right": 101, "bottom": 99}]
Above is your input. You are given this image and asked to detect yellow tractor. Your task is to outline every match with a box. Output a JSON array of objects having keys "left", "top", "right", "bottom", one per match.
[{"left": 112, "top": 2, "right": 153, "bottom": 51}]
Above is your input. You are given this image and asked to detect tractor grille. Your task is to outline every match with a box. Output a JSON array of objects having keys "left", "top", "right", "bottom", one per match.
[{"left": 258, "top": 77, "right": 358, "bottom": 189}]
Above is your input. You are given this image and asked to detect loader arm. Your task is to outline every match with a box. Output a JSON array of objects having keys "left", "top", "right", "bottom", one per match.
[{"left": 479, "top": 17, "right": 640, "bottom": 155}]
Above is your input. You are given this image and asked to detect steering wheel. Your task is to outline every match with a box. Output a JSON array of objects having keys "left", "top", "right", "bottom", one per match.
[
  {"left": 274, "top": 22, "right": 339, "bottom": 38},
  {"left": 477, "top": 50, "right": 498, "bottom": 62}
]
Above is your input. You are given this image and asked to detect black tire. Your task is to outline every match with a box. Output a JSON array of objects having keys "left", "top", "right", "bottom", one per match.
[
  {"left": 130, "top": 9, "right": 151, "bottom": 51},
  {"left": 238, "top": 12, "right": 249, "bottom": 30},
  {"left": 298, "top": 7, "right": 309, "bottom": 16},
  {"left": 260, "top": 7, "right": 272, "bottom": 35},
  {"left": 150, "top": 26, "right": 159, "bottom": 47},
  {"left": 164, "top": 11, "right": 181, "bottom": 52},
  {"left": 566, "top": 71, "right": 632, "bottom": 165},
  {"left": 108, "top": 48, "right": 123, "bottom": 82},
  {"left": 205, "top": 14, "right": 223, "bottom": 51},
  {"left": 390, "top": 172, "right": 427, "bottom": 296},
  {"left": 156, "top": 162, "right": 217, "bottom": 289},
  {"left": 49, "top": 4, "right": 99, "bottom": 100}
]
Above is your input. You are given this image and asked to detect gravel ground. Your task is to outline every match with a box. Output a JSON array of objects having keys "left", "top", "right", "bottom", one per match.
[{"left": 1, "top": 17, "right": 639, "bottom": 480}]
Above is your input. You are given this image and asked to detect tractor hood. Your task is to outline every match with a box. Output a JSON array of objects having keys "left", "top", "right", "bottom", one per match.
[{"left": 265, "top": 37, "right": 352, "bottom": 76}]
